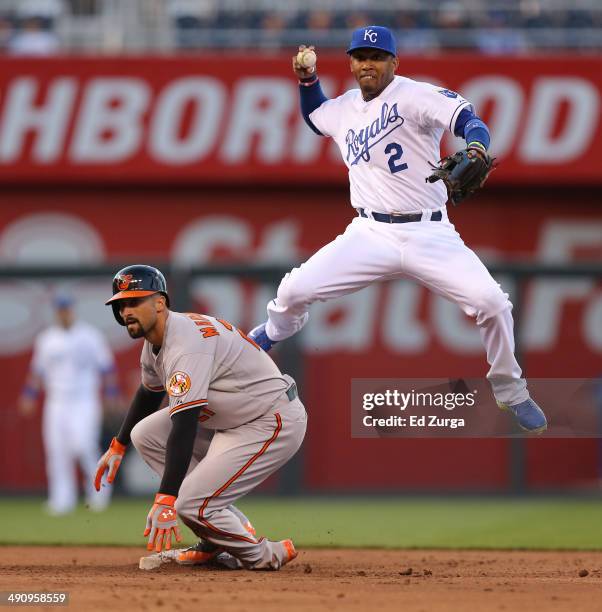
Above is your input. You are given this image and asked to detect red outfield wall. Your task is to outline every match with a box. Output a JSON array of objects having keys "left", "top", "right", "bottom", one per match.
[
  {"left": 0, "top": 54, "right": 600, "bottom": 184},
  {"left": 0, "top": 54, "right": 600, "bottom": 492},
  {"left": 1, "top": 189, "right": 600, "bottom": 492}
]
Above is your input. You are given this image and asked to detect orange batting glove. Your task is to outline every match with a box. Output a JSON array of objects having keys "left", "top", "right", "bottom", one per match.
[
  {"left": 144, "top": 494, "right": 182, "bottom": 552},
  {"left": 94, "top": 437, "right": 126, "bottom": 492}
]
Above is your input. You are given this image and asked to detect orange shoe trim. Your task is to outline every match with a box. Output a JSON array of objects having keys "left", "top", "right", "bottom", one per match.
[
  {"left": 283, "top": 539, "right": 297, "bottom": 562},
  {"left": 177, "top": 549, "right": 218, "bottom": 564}
]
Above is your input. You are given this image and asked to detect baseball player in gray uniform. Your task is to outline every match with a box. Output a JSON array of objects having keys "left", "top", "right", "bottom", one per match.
[
  {"left": 249, "top": 26, "right": 547, "bottom": 433},
  {"left": 95, "top": 265, "right": 306, "bottom": 570}
]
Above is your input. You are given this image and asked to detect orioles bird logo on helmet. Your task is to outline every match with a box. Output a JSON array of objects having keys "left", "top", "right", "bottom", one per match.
[{"left": 117, "top": 274, "right": 133, "bottom": 290}]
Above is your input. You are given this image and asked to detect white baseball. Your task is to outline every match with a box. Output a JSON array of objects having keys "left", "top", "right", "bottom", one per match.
[{"left": 296, "top": 49, "right": 317, "bottom": 69}]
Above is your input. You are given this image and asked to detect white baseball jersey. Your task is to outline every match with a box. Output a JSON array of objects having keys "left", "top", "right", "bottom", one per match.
[
  {"left": 140, "top": 311, "right": 290, "bottom": 430},
  {"left": 309, "top": 75, "right": 472, "bottom": 213},
  {"left": 32, "top": 321, "right": 115, "bottom": 406}
]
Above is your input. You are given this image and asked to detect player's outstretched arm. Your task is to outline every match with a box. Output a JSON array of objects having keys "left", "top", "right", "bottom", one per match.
[
  {"left": 94, "top": 384, "right": 166, "bottom": 491},
  {"left": 293, "top": 45, "right": 328, "bottom": 136}
]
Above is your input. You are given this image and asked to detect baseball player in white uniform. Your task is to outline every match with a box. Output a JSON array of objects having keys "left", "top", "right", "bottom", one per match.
[
  {"left": 19, "top": 293, "right": 119, "bottom": 514},
  {"left": 95, "top": 265, "right": 306, "bottom": 570},
  {"left": 249, "top": 26, "right": 547, "bottom": 433}
]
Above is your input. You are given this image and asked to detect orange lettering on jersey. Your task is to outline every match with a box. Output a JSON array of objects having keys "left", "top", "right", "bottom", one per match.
[
  {"left": 201, "top": 327, "right": 219, "bottom": 338},
  {"left": 238, "top": 328, "right": 260, "bottom": 350},
  {"left": 185, "top": 313, "right": 219, "bottom": 338},
  {"left": 216, "top": 318, "right": 234, "bottom": 331}
]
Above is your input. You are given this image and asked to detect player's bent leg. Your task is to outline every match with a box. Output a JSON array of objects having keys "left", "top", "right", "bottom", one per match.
[
  {"left": 476, "top": 294, "right": 528, "bottom": 405},
  {"left": 131, "top": 408, "right": 258, "bottom": 562},
  {"left": 464, "top": 277, "right": 541, "bottom": 422},
  {"left": 175, "top": 397, "right": 307, "bottom": 570},
  {"left": 264, "top": 217, "right": 402, "bottom": 343},
  {"left": 131, "top": 407, "right": 213, "bottom": 476},
  {"left": 402, "top": 223, "right": 540, "bottom": 417},
  {"left": 471, "top": 288, "right": 546, "bottom": 431},
  {"left": 175, "top": 505, "right": 256, "bottom": 566}
]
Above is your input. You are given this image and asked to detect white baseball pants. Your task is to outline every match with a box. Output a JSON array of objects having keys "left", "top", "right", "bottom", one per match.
[
  {"left": 43, "top": 401, "right": 111, "bottom": 514},
  {"left": 266, "top": 211, "right": 529, "bottom": 406}
]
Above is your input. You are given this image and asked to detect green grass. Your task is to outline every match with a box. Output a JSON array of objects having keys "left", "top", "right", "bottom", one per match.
[{"left": 1, "top": 497, "right": 601, "bottom": 550}]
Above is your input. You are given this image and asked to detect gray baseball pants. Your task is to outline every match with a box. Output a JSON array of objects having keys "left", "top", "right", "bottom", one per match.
[{"left": 131, "top": 386, "right": 306, "bottom": 569}]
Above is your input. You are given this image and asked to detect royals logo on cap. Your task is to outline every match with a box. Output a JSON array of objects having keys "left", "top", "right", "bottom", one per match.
[
  {"left": 363, "top": 28, "right": 378, "bottom": 43},
  {"left": 168, "top": 371, "right": 191, "bottom": 397},
  {"left": 347, "top": 25, "right": 397, "bottom": 57}
]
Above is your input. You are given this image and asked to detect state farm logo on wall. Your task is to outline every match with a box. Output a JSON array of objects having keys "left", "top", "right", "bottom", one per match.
[
  {"left": 0, "top": 209, "right": 600, "bottom": 362},
  {"left": 0, "top": 56, "right": 599, "bottom": 183}
]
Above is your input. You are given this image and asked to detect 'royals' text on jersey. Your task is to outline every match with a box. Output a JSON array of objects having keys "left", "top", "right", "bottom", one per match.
[{"left": 309, "top": 76, "right": 472, "bottom": 214}]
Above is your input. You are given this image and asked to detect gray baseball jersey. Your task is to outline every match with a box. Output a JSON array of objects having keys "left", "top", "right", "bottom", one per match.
[
  {"left": 140, "top": 312, "right": 290, "bottom": 429},
  {"left": 132, "top": 310, "right": 307, "bottom": 569}
]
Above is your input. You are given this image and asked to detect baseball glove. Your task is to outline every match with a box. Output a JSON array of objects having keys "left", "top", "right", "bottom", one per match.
[{"left": 426, "top": 148, "right": 496, "bottom": 205}]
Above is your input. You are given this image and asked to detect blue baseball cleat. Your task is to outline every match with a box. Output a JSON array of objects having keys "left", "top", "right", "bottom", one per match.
[
  {"left": 248, "top": 322, "right": 278, "bottom": 352},
  {"left": 498, "top": 398, "right": 547, "bottom": 433}
]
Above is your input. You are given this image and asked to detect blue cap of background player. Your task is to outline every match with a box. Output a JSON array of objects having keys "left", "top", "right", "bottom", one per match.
[
  {"left": 347, "top": 26, "right": 397, "bottom": 57},
  {"left": 54, "top": 292, "right": 74, "bottom": 309}
]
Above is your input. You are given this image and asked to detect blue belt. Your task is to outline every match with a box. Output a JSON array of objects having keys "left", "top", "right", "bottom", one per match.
[{"left": 359, "top": 208, "right": 442, "bottom": 223}]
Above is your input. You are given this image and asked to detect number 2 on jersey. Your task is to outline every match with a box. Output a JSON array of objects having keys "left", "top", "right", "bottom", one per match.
[{"left": 385, "top": 142, "right": 408, "bottom": 173}]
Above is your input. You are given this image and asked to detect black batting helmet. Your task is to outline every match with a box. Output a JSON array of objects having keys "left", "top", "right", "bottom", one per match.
[{"left": 105, "top": 264, "right": 170, "bottom": 325}]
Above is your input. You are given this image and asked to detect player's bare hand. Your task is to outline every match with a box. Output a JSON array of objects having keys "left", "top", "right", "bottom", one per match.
[
  {"left": 144, "top": 494, "right": 182, "bottom": 552},
  {"left": 94, "top": 436, "right": 126, "bottom": 491},
  {"left": 292, "top": 45, "right": 317, "bottom": 79}
]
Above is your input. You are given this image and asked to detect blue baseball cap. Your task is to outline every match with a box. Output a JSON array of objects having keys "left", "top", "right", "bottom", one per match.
[
  {"left": 54, "top": 292, "right": 74, "bottom": 309},
  {"left": 347, "top": 26, "right": 397, "bottom": 57}
]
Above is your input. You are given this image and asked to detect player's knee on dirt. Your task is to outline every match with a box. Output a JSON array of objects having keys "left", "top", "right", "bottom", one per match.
[{"left": 473, "top": 285, "right": 511, "bottom": 325}]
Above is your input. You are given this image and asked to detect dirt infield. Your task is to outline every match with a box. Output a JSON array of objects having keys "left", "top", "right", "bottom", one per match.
[{"left": 1, "top": 547, "right": 601, "bottom": 611}]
